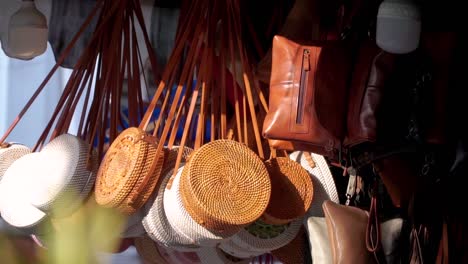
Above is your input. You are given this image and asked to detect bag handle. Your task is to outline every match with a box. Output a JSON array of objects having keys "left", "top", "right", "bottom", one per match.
[{"left": 129, "top": 0, "right": 207, "bottom": 206}]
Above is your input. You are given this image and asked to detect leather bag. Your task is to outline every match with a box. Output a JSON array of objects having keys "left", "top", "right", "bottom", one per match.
[
  {"left": 323, "top": 200, "right": 404, "bottom": 264},
  {"left": 344, "top": 41, "right": 398, "bottom": 148},
  {"left": 263, "top": 35, "right": 353, "bottom": 159}
]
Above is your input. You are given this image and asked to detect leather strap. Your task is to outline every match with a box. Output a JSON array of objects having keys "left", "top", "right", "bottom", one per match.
[{"left": 436, "top": 221, "right": 449, "bottom": 264}]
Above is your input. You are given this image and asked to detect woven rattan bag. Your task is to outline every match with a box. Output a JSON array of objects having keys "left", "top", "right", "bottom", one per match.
[
  {"left": 32, "top": 134, "right": 98, "bottom": 218},
  {"left": 165, "top": 165, "right": 229, "bottom": 246},
  {"left": 0, "top": 134, "right": 98, "bottom": 232},
  {"left": 0, "top": 143, "right": 31, "bottom": 179},
  {"left": 95, "top": 127, "right": 165, "bottom": 214},
  {"left": 142, "top": 147, "right": 200, "bottom": 251},
  {"left": 179, "top": 140, "right": 271, "bottom": 235},
  {"left": 0, "top": 153, "right": 49, "bottom": 233},
  {"left": 262, "top": 154, "right": 313, "bottom": 225}
]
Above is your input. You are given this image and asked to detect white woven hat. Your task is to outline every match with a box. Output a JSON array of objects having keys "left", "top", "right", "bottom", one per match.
[
  {"left": 229, "top": 219, "right": 302, "bottom": 254},
  {"left": 31, "top": 134, "right": 97, "bottom": 217},
  {"left": 164, "top": 166, "right": 230, "bottom": 247},
  {"left": 142, "top": 162, "right": 200, "bottom": 252},
  {"left": 197, "top": 247, "right": 251, "bottom": 264},
  {"left": 289, "top": 151, "right": 339, "bottom": 217},
  {"left": 0, "top": 143, "right": 31, "bottom": 179},
  {"left": 0, "top": 153, "right": 48, "bottom": 232}
]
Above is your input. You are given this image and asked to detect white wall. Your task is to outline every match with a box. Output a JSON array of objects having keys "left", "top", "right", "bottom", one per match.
[{"left": 0, "top": 42, "right": 71, "bottom": 148}]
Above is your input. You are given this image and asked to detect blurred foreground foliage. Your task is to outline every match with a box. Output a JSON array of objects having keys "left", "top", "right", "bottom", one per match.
[{"left": 0, "top": 194, "right": 127, "bottom": 264}]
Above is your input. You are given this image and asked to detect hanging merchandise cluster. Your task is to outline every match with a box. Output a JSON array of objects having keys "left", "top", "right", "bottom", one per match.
[
  {"left": 1, "top": 0, "right": 464, "bottom": 263},
  {"left": 0, "top": 0, "right": 318, "bottom": 263}
]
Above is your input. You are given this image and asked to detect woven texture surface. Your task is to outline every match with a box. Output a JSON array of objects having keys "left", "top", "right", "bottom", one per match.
[
  {"left": 35, "top": 134, "right": 96, "bottom": 217},
  {"left": 143, "top": 147, "right": 200, "bottom": 251},
  {"left": 289, "top": 151, "right": 339, "bottom": 217},
  {"left": 180, "top": 140, "right": 271, "bottom": 234},
  {"left": 230, "top": 218, "right": 302, "bottom": 253},
  {"left": 95, "top": 127, "right": 165, "bottom": 214},
  {"left": 165, "top": 166, "right": 228, "bottom": 246},
  {"left": 134, "top": 236, "right": 169, "bottom": 264},
  {"left": 0, "top": 153, "right": 48, "bottom": 229},
  {"left": 0, "top": 143, "right": 31, "bottom": 179},
  {"left": 262, "top": 157, "right": 313, "bottom": 225}
]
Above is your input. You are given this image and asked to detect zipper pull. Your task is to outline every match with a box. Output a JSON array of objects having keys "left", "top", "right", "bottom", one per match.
[
  {"left": 345, "top": 166, "right": 357, "bottom": 206},
  {"left": 303, "top": 49, "right": 310, "bottom": 71}
]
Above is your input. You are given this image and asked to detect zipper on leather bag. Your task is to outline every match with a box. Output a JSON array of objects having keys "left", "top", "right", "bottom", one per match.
[{"left": 296, "top": 49, "right": 310, "bottom": 124}]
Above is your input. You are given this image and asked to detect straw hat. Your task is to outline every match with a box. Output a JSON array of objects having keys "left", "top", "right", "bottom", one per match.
[
  {"left": 32, "top": 134, "right": 98, "bottom": 217},
  {"left": 164, "top": 166, "right": 229, "bottom": 246},
  {"left": 142, "top": 147, "right": 200, "bottom": 251},
  {"left": 0, "top": 142, "right": 31, "bottom": 179},
  {"left": 0, "top": 153, "right": 49, "bottom": 233},
  {"left": 179, "top": 140, "right": 271, "bottom": 235},
  {"left": 262, "top": 157, "right": 313, "bottom": 225},
  {"left": 95, "top": 127, "right": 165, "bottom": 214},
  {"left": 229, "top": 218, "right": 302, "bottom": 254},
  {"left": 288, "top": 151, "right": 339, "bottom": 217},
  {"left": 134, "top": 235, "right": 169, "bottom": 264}
]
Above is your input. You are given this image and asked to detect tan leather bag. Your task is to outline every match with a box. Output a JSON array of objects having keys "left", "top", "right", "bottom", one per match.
[{"left": 263, "top": 35, "right": 353, "bottom": 159}]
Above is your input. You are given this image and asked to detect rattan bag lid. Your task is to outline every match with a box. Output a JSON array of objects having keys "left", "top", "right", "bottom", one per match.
[
  {"left": 0, "top": 143, "right": 31, "bottom": 179},
  {"left": 0, "top": 153, "right": 48, "bottom": 230},
  {"left": 262, "top": 157, "right": 313, "bottom": 225},
  {"left": 180, "top": 140, "right": 271, "bottom": 234},
  {"left": 95, "top": 127, "right": 165, "bottom": 214}
]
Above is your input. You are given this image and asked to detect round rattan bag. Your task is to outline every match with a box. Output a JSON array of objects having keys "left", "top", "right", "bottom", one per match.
[
  {"left": 261, "top": 157, "right": 313, "bottom": 225},
  {"left": 32, "top": 134, "right": 98, "bottom": 218},
  {"left": 95, "top": 127, "right": 165, "bottom": 214},
  {"left": 0, "top": 142, "right": 31, "bottom": 179},
  {"left": 142, "top": 147, "right": 200, "bottom": 251},
  {"left": 0, "top": 153, "right": 49, "bottom": 233},
  {"left": 179, "top": 140, "right": 271, "bottom": 235}
]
